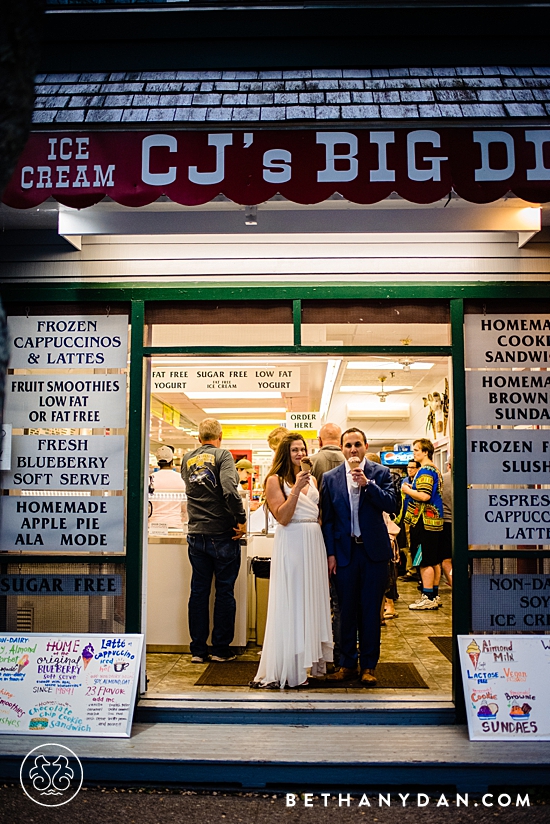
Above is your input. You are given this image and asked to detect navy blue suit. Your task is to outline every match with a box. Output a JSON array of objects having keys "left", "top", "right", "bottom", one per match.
[{"left": 321, "top": 460, "right": 397, "bottom": 670}]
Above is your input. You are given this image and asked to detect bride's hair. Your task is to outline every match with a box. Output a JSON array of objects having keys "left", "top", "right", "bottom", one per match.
[{"left": 264, "top": 433, "right": 308, "bottom": 498}]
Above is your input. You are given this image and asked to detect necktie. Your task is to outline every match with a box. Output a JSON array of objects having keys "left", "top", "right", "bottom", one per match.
[{"left": 351, "top": 483, "right": 361, "bottom": 537}]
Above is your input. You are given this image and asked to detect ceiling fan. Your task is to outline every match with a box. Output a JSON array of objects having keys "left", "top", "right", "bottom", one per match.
[{"left": 370, "top": 374, "right": 414, "bottom": 403}]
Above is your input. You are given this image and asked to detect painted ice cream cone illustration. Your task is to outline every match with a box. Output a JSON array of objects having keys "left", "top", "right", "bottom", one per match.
[
  {"left": 17, "top": 654, "right": 29, "bottom": 674},
  {"left": 466, "top": 639, "right": 481, "bottom": 670},
  {"left": 81, "top": 643, "right": 94, "bottom": 670},
  {"left": 300, "top": 457, "right": 313, "bottom": 473}
]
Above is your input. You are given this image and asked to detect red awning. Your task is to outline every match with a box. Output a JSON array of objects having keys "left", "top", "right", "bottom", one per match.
[{"left": 4, "top": 128, "right": 550, "bottom": 209}]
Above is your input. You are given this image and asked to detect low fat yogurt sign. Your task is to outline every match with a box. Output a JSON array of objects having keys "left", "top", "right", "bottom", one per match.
[
  {"left": 7, "top": 315, "right": 128, "bottom": 369},
  {"left": 152, "top": 366, "right": 300, "bottom": 394}
]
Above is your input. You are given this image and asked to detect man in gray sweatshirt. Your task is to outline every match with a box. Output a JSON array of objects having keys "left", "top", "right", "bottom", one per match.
[{"left": 181, "top": 418, "right": 247, "bottom": 663}]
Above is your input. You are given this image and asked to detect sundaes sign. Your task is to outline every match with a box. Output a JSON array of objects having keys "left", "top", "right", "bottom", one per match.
[{"left": 4, "top": 128, "right": 550, "bottom": 208}]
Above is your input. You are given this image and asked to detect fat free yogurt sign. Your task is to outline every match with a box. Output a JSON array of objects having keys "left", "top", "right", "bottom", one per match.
[{"left": 5, "top": 128, "right": 550, "bottom": 209}]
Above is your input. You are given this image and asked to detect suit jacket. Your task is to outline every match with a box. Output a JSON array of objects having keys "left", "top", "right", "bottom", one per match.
[{"left": 321, "top": 460, "right": 397, "bottom": 566}]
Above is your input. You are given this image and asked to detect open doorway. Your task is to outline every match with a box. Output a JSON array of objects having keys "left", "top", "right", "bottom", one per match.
[{"left": 143, "top": 349, "right": 453, "bottom": 701}]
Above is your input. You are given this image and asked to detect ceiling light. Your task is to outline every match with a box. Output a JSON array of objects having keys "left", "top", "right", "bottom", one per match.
[
  {"left": 340, "top": 385, "right": 413, "bottom": 393},
  {"left": 203, "top": 407, "right": 287, "bottom": 414},
  {"left": 346, "top": 361, "right": 434, "bottom": 371},
  {"left": 186, "top": 392, "right": 282, "bottom": 399},
  {"left": 319, "top": 359, "right": 342, "bottom": 420},
  {"left": 218, "top": 419, "right": 284, "bottom": 425}
]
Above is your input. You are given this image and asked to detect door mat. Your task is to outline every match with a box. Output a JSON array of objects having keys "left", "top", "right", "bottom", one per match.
[
  {"left": 195, "top": 661, "right": 259, "bottom": 686},
  {"left": 306, "top": 662, "right": 429, "bottom": 689},
  {"left": 429, "top": 636, "right": 453, "bottom": 663},
  {"left": 195, "top": 661, "right": 428, "bottom": 688}
]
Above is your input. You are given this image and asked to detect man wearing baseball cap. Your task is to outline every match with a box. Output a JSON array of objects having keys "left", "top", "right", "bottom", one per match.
[{"left": 149, "top": 445, "right": 187, "bottom": 529}]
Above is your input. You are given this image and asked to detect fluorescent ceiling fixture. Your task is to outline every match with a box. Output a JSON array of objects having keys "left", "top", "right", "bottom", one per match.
[
  {"left": 347, "top": 403, "right": 410, "bottom": 419},
  {"left": 319, "top": 359, "right": 342, "bottom": 420},
  {"left": 186, "top": 392, "right": 282, "bottom": 399},
  {"left": 203, "top": 407, "right": 287, "bottom": 414},
  {"left": 218, "top": 419, "right": 285, "bottom": 425},
  {"left": 346, "top": 361, "right": 434, "bottom": 370},
  {"left": 340, "top": 385, "right": 413, "bottom": 393}
]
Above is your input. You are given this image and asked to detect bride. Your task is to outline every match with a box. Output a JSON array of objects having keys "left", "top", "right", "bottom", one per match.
[{"left": 252, "top": 434, "right": 333, "bottom": 689}]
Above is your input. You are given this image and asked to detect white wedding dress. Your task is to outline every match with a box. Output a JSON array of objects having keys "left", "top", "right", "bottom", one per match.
[{"left": 253, "top": 480, "right": 333, "bottom": 689}]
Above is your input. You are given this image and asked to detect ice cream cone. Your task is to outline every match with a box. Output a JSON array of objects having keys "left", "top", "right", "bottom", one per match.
[
  {"left": 82, "top": 657, "right": 91, "bottom": 670},
  {"left": 348, "top": 457, "right": 361, "bottom": 470},
  {"left": 300, "top": 458, "right": 313, "bottom": 473},
  {"left": 466, "top": 639, "right": 481, "bottom": 670}
]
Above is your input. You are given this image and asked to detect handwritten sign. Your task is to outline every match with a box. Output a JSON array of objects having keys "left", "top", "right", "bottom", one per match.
[
  {"left": 459, "top": 634, "right": 550, "bottom": 740},
  {"left": 0, "top": 633, "right": 143, "bottom": 737},
  {"left": 4, "top": 374, "right": 127, "bottom": 429},
  {"left": 1, "top": 435, "right": 125, "bottom": 490}
]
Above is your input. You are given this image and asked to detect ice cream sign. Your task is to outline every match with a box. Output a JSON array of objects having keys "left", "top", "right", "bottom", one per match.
[
  {"left": 0, "top": 634, "right": 143, "bottom": 737},
  {"left": 152, "top": 366, "right": 300, "bottom": 394},
  {"left": 458, "top": 635, "right": 550, "bottom": 740}
]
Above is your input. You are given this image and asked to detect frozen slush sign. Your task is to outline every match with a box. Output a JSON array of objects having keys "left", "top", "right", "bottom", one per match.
[
  {"left": 5, "top": 129, "right": 550, "bottom": 208},
  {"left": 7, "top": 315, "right": 128, "bottom": 369}
]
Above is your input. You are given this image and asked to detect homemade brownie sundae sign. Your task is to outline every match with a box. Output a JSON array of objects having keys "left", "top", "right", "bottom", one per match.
[
  {"left": 4, "top": 128, "right": 550, "bottom": 208},
  {"left": 464, "top": 313, "right": 550, "bottom": 547},
  {"left": 458, "top": 635, "right": 550, "bottom": 740},
  {"left": 0, "top": 633, "right": 143, "bottom": 737}
]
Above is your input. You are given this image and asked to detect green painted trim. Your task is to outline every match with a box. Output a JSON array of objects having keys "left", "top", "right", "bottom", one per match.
[
  {"left": 293, "top": 300, "right": 301, "bottom": 346},
  {"left": 2, "top": 281, "right": 550, "bottom": 303},
  {"left": 126, "top": 300, "right": 145, "bottom": 634},
  {"left": 144, "top": 346, "right": 452, "bottom": 356},
  {"left": 450, "top": 298, "right": 468, "bottom": 724}
]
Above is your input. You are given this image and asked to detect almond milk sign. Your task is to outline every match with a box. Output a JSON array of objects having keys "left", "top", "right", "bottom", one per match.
[{"left": 4, "top": 129, "right": 550, "bottom": 209}]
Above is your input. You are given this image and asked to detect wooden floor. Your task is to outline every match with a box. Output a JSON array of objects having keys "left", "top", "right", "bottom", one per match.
[{"left": 1, "top": 722, "right": 550, "bottom": 790}]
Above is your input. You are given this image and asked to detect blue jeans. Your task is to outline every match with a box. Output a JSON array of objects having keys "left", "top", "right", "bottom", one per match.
[{"left": 187, "top": 533, "right": 241, "bottom": 658}]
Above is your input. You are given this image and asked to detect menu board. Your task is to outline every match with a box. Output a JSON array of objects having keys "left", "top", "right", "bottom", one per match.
[
  {"left": 458, "top": 634, "right": 550, "bottom": 741},
  {"left": 0, "top": 633, "right": 143, "bottom": 738}
]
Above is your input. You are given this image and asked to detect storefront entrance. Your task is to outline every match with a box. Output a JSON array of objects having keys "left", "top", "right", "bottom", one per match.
[{"left": 142, "top": 304, "right": 454, "bottom": 700}]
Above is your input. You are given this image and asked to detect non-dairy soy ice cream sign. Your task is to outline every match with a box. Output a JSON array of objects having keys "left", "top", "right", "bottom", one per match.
[
  {"left": 459, "top": 635, "right": 550, "bottom": 740},
  {"left": 0, "top": 634, "right": 143, "bottom": 737}
]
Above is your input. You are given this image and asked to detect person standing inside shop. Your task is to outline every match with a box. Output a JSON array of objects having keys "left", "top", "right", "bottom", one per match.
[
  {"left": 311, "top": 423, "right": 344, "bottom": 491},
  {"left": 321, "top": 428, "right": 397, "bottom": 687},
  {"left": 181, "top": 418, "right": 247, "bottom": 664},
  {"left": 311, "top": 422, "right": 345, "bottom": 668},
  {"left": 149, "top": 445, "right": 188, "bottom": 529},
  {"left": 401, "top": 438, "right": 445, "bottom": 611}
]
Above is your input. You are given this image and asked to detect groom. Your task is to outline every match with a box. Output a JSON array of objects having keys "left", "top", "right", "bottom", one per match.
[{"left": 321, "top": 428, "right": 397, "bottom": 686}]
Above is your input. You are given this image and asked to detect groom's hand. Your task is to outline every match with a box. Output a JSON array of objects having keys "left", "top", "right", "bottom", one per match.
[
  {"left": 328, "top": 555, "right": 337, "bottom": 576},
  {"left": 351, "top": 468, "right": 368, "bottom": 487}
]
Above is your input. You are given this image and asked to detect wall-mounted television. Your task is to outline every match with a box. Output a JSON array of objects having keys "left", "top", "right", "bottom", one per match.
[{"left": 380, "top": 450, "right": 414, "bottom": 467}]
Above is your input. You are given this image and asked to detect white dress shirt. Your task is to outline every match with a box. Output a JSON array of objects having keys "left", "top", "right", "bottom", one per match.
[{"left": 346, "top": 458, "right": 366, "bottom": 538}]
